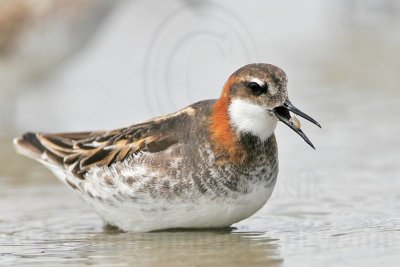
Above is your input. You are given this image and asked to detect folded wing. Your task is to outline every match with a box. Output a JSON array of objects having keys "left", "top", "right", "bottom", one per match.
[{"left": 13, "top": 109, "right": 195, "bottom": 179}]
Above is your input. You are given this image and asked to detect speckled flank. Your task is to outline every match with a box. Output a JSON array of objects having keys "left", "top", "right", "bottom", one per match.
[{"left": 82, "top": 127, "right": 278, "bottom": 202}]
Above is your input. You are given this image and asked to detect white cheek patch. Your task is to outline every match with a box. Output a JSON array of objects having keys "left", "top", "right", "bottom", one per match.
[{"left": 228, "top": 99, "right": 278, "bottom": 141}]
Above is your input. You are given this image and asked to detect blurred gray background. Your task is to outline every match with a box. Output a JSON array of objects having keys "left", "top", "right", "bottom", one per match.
[
  {"left": 1, "top": 0, "right": 397, "bottom": 133},
  {"left": 0, "top": 1, "right": 399, "bottom": 267}
]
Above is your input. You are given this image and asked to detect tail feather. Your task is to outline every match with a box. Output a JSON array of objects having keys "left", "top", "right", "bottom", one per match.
[
  {"left": 13, "top": 131, "right": 100, "bottom": 168},
  {"left": 13, "top": 132, "right": 47, "bottom": 160},
  {"left": 14, "top": 132, "right": 74, "bottom": 166},
  {"left": 14, "top": 132, "right": 72, "bottom": 182}
]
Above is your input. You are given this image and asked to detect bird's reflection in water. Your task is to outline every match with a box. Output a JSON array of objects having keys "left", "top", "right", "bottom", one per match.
[{"left": 80, "top": 227, "right": 283, "bottom": 267}]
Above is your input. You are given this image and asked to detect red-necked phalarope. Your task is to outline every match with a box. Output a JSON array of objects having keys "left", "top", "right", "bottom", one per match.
[{"left": 14, "top": 63, "right": 321, "bottom": 232}]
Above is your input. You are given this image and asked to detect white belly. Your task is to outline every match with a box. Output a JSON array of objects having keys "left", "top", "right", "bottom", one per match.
[
  {"left": 82, "top": 181, "right": 276, "bottom": 232},
  {"left": 46, "top": 153, "right": 278, "bottom": 232}
]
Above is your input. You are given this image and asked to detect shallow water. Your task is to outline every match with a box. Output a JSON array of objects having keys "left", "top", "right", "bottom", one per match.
[{"left": 1, "top": 0, "right": 400, "bottom": 266}]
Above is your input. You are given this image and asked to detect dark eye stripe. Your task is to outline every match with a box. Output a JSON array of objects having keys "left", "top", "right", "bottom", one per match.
[{"left": 248, "top": 82, "right": 267, "bottom": 95}]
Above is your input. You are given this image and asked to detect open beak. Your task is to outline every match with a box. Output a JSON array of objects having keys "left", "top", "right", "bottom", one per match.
[{"left": 274, "top": 100, "right": 321, "bottom": 149}]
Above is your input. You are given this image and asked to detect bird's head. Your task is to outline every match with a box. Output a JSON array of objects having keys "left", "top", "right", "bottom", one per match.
[{"left": 212, "top": 63, "right": 321, "bottom": 149}]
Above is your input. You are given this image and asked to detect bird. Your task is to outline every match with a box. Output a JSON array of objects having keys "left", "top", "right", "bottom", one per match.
[{"left": 13, "top": 63, "right": 321, "bottom": 232}]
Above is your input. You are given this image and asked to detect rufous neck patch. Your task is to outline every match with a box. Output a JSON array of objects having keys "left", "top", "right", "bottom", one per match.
[{"left": 209, "top": 77, "right": 247, "bottom": 164}]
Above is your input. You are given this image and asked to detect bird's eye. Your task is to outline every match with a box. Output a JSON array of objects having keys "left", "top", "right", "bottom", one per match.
[{"left": 248, "top": 82, "right": 267, "bottom": 96}]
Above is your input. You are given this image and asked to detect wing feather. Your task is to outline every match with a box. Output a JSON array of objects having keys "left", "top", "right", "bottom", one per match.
[{"left": 13, "top": 106, "right": 196, "bottom": 179}]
